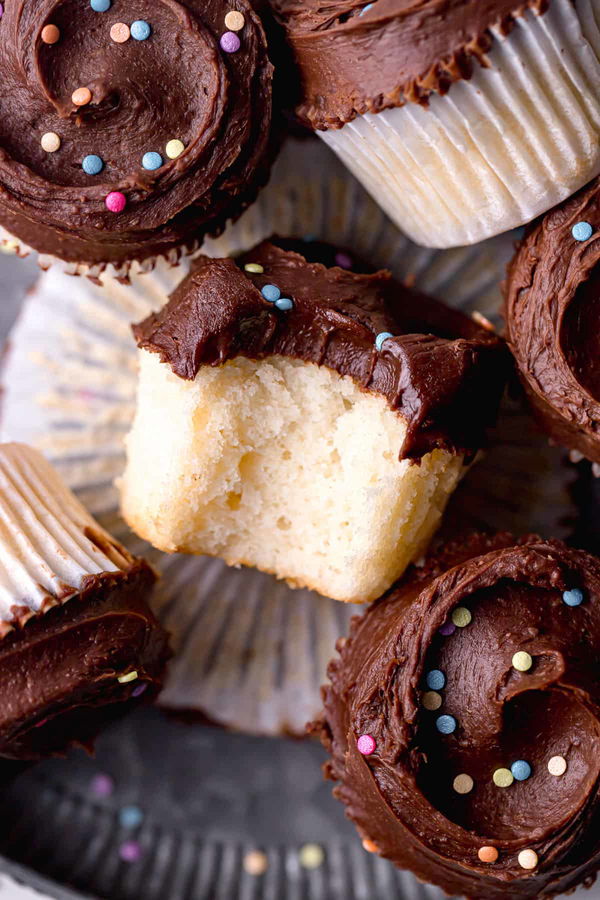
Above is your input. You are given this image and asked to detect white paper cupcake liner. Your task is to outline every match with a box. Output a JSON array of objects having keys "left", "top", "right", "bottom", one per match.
[
  {"left": 0, "top": 136, "right": 576, "bottom": 737},
  {"left": 321, "top": 0, "right": 600, "bottom": 248}
]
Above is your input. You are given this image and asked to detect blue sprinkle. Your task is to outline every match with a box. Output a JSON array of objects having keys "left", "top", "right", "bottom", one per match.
[
  {"left": 359, "top": 2, "right": 374, "bottom": 14},
  {"left": 511, "top": 760, "right": 532, "bottom": 781},
  {"left": 436, "top": 715, "right": 457, "bottom": 735},
  {"left": 426, "top": 669, "right": 446, "bottom": 691},
  {"left": 90, "top": 0, "right": 111, "bottom": 10},
  {"left": 261, "top": 284, "right": 281, "bottom": 303},
  {"left": 119, "top": 805, "right": 144, "bottom": 829},
  {"left": 572, "top": 221, "right": 593, "bottom": 242},
  {"left": 275, "top": 297, "right": 293, "bottom": 312},
  {"left": 131, "top": 20, "right": 151, "bottom": 41},
  {"left": 563, "top": 588, "right": 584, "bottom": 607},
  {"left": 375, "top": 332, "right": 393, "bottom": 351},
  {"left": 142, "top": 152, "right": 163, "bottom": 171},
  {"left": 82, "top": 154, "right": 104, "bottom": 176}
]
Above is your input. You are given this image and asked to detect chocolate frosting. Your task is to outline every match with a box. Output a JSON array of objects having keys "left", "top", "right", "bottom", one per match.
[
  {"left": 0, "top": 0, "right": 273, "bottom": 266},
  {"left": 0, "top": 563, "right": 170, "bottom": 760},
  {"left": 314, "top": 533, "right": 600, "bottom": 899},
  {"left": 269, "top": 0, "right": 548, "bottom": 130},
  {"left": 133, "top": 239, "right": 508, "bottom": 460},
  {"left": 505, "top": 176, "right": 600, "bottom": 464}
]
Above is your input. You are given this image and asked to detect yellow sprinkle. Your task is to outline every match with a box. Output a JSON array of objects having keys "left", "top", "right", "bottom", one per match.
[
  {"left": 548, "top": 755, "right": 567, "bottom": 777},
  {"left": 518, "top": 849, "right": 538, "bottom": 870},
  {"left": 299, "top": 844, "right": 324, "bottom": 869},
  {"left": 244, "top": 263, "right": 264, "bottom": 274},
  {"left": 451, "top": 607, "right": 472, "bottom": 628},
  {"left": 512, "top": 651, "right": 533, "bottom": 672},
  {"left": 117, "top": 670, "right": 138, "bottom": 684},
  {"left": 165, "top": 139, "right": 185, "bottom": 160},
  {"left": 493, "top": 768, "right": 514, "bottom": 788},
  {"left": 453, "top": 774, "right": 474, "bottom": 795},
  {"left": 422, "top": 691, "right": 442, "bottom": 711},
  {"left": 225, "top": 10, "right": 245, "bottom": 30},
  {"left": 243, "top": 850, "right": 268, "bottom": 876},
  {"left": 41, "top": 132, "right": 61, "bottom": 153}
]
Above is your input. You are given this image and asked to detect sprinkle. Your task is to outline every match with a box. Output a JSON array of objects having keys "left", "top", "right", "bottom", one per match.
[
  {"left": 511, "top": 760, "right": 532, "bottom": 781},
  {"left": 142, "top": 151, "right": 163, "bottom": 171},
  {"left": 572, "top": 221, "right": 593, "bottom": 242},
  {"left": 518, "top": 849, "right": 538, "bottom": 870},
  {"left": 243, "top": 850, "right": 268, "bottom": 876},
  {"left": 261, "top": 284, "right": 281, "bottom": 303},
  {"left": 35, "top": 717, "right": 49, "bottom": 728},
  {"left": 493, "top": 768, "right": 514, "bottom": 788},
  {"left": 132, "top": 683, "right": 147, "bottom": 698},
  {"left": 131, "top": 20, "right": 151, "bottom": 41},
  {"left": 375, "top": 332, "right": 393, "bottom": 351},
  {"left": 548, "top": 755, "right": 567, "bottom": 777},
  {"left": 439, "top": 621, "right": 456, "bottom": 636},
  {"left": 41, "top": 132, "right": 61, "bottom": 153},
  {"left": 110, "top": 22, "right": 130, "bottom": 43},
  {"left": 360, "top": 2, "right": 374, "bottom": 14},
  {"left": 425, "top": 670, "right": 446, "bottom": 691},
  {"left": 299, "top": 844, "right": 324, "bottom": 869},
  {"left": 91, "top": 773, "right": 114, "bottom": 797},
  {"left": 117, "top": 670, "right": 138, "bottom": 684},
  {"left": 105, "top": 191, "right": 127, "bottom": 213},
  {"left": 41, "top": 25, "right": 60, "bottom": 44},
  {"left": 119, "top": 840, "right": 143, "bottom": 863},
  {"left": 422, "top": 691, "right": 442, "bottom": 711},
  {"left": 275, "top": 297, "right": 293, "bottom": 311},
  {"left": 91, "top": 0, "right": 111, "bottom": 9},
  {"left": 244, "top": 263, "right": 264, "bottom": 274},
  {"left": 357, "top": 734, "right": 376, "bottom": 755},
  {"left": 82, "top": 154, "right": 104, "bottom": 176},
  {"left": 220, "top": 31, "right": 241, "bottom": 53},
  {"left": 119, "top": 806, "right": 144, "bottom": 829},
  {"left": 72, "top": 87, "right": 92, "bottom": 107},
  {"left": 512, "top": 651, "right": 532, "bottom": 672},
  {"left": 165, "top": 139, "right": 185, "bottom": 160},
  {"left": 225, "top": 10, "right": 245, "bottom": 31},
  {"left": 436, "top": 715, "right": 457, "bottom": 735},
  {"left": 0, "top": 5, "right": 3, "bottom": 19},
  {"left": 453, "top": 773, "right": 473, "bottom": 794},
  {"left": 335, "top": 251, "right": 353, "bottom": 269},
  {"left": 563, "top": 588, "right": 584, "bottom": 607},
  {"left": 362, "top": 839, "right": 378, "bottom": 854},
  {"left": 451, "top": 607, "right": 472, "bottom": 628},
  {"left": 478, "top": 846, "right": 499, "bottom": 864}
]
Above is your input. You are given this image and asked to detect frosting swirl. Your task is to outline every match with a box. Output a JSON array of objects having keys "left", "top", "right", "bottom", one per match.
[
  {"left": 315, "top": 533, "right": 600, "bottom": 898},
  {"left": 0, "top": 0, "right": 273, "bottom": 266}
]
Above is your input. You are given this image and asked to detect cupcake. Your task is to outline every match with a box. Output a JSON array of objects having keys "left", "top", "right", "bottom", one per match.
[
  {"left": 120, "top": 239, "right": 507, "bottom": 604},
  {"left": 0, "top": 0, "right": 273, "bottom": 272},
  {"left": 314, "top": 532, "right": 600, "bottom": 899},
  {"left": 269, "top": 0, "right": 600, "bottom": 249},
  {"left": 505, "top": 176, "right": 600, "bottom": 466},
  {"left": 0, "top": 442, "right": 169, "bottom": 760}
]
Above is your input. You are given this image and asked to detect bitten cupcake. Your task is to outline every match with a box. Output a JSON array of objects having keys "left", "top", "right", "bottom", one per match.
[
  {"left": 269, "top": 0, "right": 600, "bottom": 249},
  {"left": 120, "top": 239, "right": 507, "bottom": 604},
  {"left": 0, "top": 442, "right": 169, "bottom": 760},
  {"left": 314, "top": 533, "right": 600, "bottom": 899},
  {"left": 505, "top": 176, "right": 600, "bottom": 465},
  {"left": 0, "top": 1, "right": 273, "bottom": 271}
]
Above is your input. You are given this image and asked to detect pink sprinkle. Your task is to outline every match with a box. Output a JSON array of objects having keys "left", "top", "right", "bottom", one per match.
[
  {"left": 105, "top": 191, "right": 127, "bottom": 213},
  {"left": 119, "top": 840, "right": 143, "bottom": 863},
  {"left": 0, "top": 5, "right": 4, "bottom": 19},
  {"left": 220, "top": 31, "right": 241, "bottom": 53},
  {"left": 91, "top": 773, "right": 114, "bottom": 797},
  {"left": 132, "top": 683, "right": 147, "bottom": 698},
  {"left": 35, "top": 717, "right": 49, "bottom": 729},
  {"left": 439, "top": 621, "right": 456, "bottom": 636},
  {"left": 357, "top": 734, "right": 376, "bottom": 756},
  {"left": 335, "top": 252, "right": 353, "bottom": 269}
]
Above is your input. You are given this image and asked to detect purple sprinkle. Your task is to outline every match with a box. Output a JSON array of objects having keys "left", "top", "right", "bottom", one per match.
[
  {"left": 335, "top": 252, "right": 353, "bottom": 269},
  {"left": 220, "top": 31, "right": 241, "bottom": 53},
  {"left": 119, "top": 840, "right": 143, "bottom": 863},
  {"left": 91, "top": 773, "right": 114, "bottom": 798},
  {"left": 439, "top": 621, "right": 456, "bottom": 636},
  {"left": 132, "top": 683, "right": 148, "bottom": 698}
]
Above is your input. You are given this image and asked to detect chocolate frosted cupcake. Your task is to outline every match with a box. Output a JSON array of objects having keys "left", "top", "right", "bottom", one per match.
[
  {"left": 0, "top": 1, "right": 273, "bottom": 271},
  {"left": 505, "top": 176, "right": 600, "bottom": 466},
  {"left": 315, "top": 533, "right": 600, "bottom": 898},
  {"left": 120, "top": 239, "right": 507, "bottom": 604},
  {"left": 270, "top": 0, "right": 600, "bottom": 248},
  {"left": 0, "top": 442, "right": 169, "bottom": 760}
]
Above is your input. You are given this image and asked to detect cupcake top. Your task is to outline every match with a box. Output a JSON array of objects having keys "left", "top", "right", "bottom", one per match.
[
  {"left": 133, "top": 239, "right": 507, "bottom": 460},
  {"left": 505, "top": 176, "right": 600, "bottom": 463},
  {"left": 269, "top": 0, "right": 549, "bottom": 129},
  {"left": 315, "top": 532, "right": 600, "bottom": 898},
  {"left": 0, "top": 0, "right": 273, "bottom": 267}
]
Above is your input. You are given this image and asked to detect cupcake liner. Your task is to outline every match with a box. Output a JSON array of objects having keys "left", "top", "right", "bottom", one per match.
[
  {"left": 0, "top": 136, "right": 576, "bottom": 737},
  {"left": 321, "top": 0, "right": 600, "bottom": 248}
]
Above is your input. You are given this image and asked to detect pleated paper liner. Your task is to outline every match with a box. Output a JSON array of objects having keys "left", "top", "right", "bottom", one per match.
[{"left": 0, "top": 136, "right": 576, "bottom": 737}]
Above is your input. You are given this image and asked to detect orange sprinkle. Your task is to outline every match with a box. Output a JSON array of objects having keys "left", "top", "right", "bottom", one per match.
[
  {"left": 110, "top": 22, "right": 130, "bottom": 43},
  {"left": 72, "top": 87, "right": 92, "bottom": 107},
  {"left": 478, "top": 846, "right": 498, "bottom": 864},
  {"left": 362, "top": 839, "right": 378, "bottom": 854},
  {"left": 41, "top": 24, "right": 60, "bottom": 44}
]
